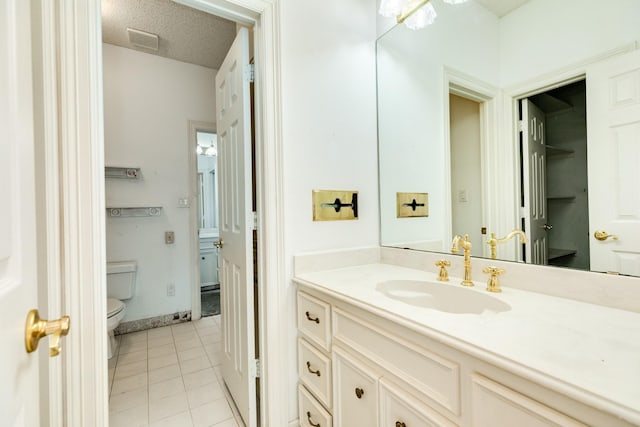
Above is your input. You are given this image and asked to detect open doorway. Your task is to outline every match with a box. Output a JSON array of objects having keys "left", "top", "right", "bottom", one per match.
[
  {"left": 519, "top": 79, "right": 589, "bottom": 270},
  {"left": 103, "top": 2, "right": 258, "bottom": 426},
  {"left": 449, "top": 93, "right": 484, "bottom": 257},
  {"left": 194, "top": 127, "right": 221, "bottom": 317}
]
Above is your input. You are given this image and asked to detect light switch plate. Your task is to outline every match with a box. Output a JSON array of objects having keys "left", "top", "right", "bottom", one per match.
[
  {"left": 165, "top": 231, "right": 175, "bottom": 244},
  {"left": 312, "top": 190, "right": 359, "bottom": 221},
  {"left": 178, "top": 198, "right": 190, "bottom": 208},
  {"left": 397, "top": 192, "right": 428, "bottom": 218}
]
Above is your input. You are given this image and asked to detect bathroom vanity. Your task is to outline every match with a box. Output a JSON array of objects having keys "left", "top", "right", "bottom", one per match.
[{"left": 293, "top": 249, "right": 640, "bottom": 427}]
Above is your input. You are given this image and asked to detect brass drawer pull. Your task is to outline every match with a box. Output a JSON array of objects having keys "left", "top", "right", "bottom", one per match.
[
  {"left": 306, "top": 361, "right": 321, "bottom": 377},
  {"left": 305, "top": 311, "right": 320, "bottom": 324},
  {"left": 396, "top": 422, "right": 406, "bottom": 427},
  {"left": 355, "top": 387, "right": 364, "bottom": 399},
  {"left": 306, "top": 411, "right": 321, "bottom": 427}
]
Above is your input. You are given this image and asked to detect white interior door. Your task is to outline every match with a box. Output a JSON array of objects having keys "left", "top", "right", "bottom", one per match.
[
  {"left": 522, "top": 99, "right": 549, "bottom": 265},
  {"left": 216, "top": 27, "right": 257, "bottom": 426},
  {"left": 586, "top": 49, "right": 640, "bottom": 276},
  {"left": 0, "top": 1, "right": 42, "bottom": 424}
]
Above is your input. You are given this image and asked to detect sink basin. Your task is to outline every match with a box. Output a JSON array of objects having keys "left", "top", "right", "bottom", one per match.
[{"left": 376, "top": 280, "right": 511, "bottom": 314}]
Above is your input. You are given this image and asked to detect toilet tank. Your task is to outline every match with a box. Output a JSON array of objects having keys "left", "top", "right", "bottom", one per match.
[{"left": 106, "top": 261, "right": 137, "bottom": 300}]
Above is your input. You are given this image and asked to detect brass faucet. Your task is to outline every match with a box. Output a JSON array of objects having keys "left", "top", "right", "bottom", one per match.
[
  {"left": 486, "top": 229, "right": 528, "bottom": 260},
  {"left": 451, "top": 234, "right": 473, "bottom": 287}
]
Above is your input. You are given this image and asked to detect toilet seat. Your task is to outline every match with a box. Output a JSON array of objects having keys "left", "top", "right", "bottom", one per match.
[{"left": 107, "top": 298, "right": 125, "bottom": 318}]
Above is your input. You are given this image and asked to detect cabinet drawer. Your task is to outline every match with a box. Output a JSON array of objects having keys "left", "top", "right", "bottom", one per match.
[
  {"left": 471, "top": 374, "right": 586, "bottom": 427},
  {"left": 299, "top": 384, "right": 332, "bottom": 427},
  {"left": 298, "top": 291, "right": 331, "bottom": 351},
  {"left": 380, "top": 378, "right": 457, "bottom": 427},
  {"left": 333, "top": 347, "right": 380, "bottom": 427},
  {"left": 333, "top": 307, "right": 460, "bottom": 416},
  {"left": 298, "top": 338, "right": 332, "bottom": 408}
]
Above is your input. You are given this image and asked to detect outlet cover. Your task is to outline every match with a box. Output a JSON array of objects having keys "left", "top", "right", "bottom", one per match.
[
  {"left": 167, "top": 283, "right": 175, "bottom": 296},
  {"left": 165, "top": 231, "right": 175, "bottom": 244}
]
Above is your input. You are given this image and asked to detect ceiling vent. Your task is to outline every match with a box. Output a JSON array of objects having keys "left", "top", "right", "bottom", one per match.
[{"left": 126, "top": 28, "right": 159, "bottom": 51}]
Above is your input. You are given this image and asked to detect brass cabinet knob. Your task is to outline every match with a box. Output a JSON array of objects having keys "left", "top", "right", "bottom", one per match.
[
  {"left": 482, "top": 266, "right": 505, "bottom": 293},
  {"left": 355, "top": 387, "right": 364, "bottom": 399},
  {"left": 396, "top": 422, "right": 407, "bottom": 427},
  {"left": 594, "top": 230, "right": 618, "bottom": 241},
  {"left": 25, "top": 309, "right": 70, "bottom": 357},
  {"left": 213, "top": 239, "right": 224, "bottom": 249}
]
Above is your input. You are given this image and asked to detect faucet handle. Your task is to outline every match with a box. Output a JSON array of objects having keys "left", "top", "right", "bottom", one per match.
[
  {"left": 435, "top": 260, "right": 451, "bottom": 282},
  {"left": 482, "top": 266, "right": 505, "bottom": 293}
]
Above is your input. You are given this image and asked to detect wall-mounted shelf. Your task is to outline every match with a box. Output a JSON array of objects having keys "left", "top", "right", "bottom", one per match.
[
  {"left": 548, "top": 248, "right": 577, "bottom": 260},
  {"left": 106, "top": 207, "right": 162, "bottom": 217},
  {"left": 105, "top": 166, "right": 141, "bottom": 179}
]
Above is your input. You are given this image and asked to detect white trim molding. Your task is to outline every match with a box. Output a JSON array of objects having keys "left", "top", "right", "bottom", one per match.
[{"left": 56, "top": 0, "right": 108, "bottom": 425}]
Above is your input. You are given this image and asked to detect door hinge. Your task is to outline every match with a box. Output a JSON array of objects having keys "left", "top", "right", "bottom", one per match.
[
  {"left": 251, "top": 359, "right": 261, "bottom": 378},
  {"left": 518, "top": 120, "right": 525, "bottom": 132},
  {"left": 244, "top": 63, "right": 255, "bottom": 83},
  {"left": 252, "top": 211, "right": 258, "bottom": 231}
]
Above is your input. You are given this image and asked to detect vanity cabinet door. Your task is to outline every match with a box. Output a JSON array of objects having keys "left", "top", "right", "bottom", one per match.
[
  {"left": 379, "top": 378, "right": 457, "bottom": 427},
  {"left": 333, "top": 347, "right": 380, "bottom": 427},
  {"left": 471, "top": 375, "right": 586, "bottom": 427}
]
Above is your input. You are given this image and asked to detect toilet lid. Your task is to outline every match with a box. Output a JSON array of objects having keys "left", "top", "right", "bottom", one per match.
[{"left": 107, "top": 298, "right": 125, "bottom": 317}]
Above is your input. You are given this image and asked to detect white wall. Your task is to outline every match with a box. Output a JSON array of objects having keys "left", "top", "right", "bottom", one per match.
[
  {"left": 499, "top": 0, "right": 640, "bottom": 87},
  {"left": 103, "top": 43, "right": 216, "bottom": 322},
  {"left": 279, "top": 0, "right": 380, "bottom": 421}
]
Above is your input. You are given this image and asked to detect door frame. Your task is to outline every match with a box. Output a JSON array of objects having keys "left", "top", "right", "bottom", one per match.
[{"left": 46, "top": 0, "right": 286, "bottom": 425}]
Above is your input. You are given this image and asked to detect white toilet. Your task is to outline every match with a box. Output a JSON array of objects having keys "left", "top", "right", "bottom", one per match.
[{"left": 106, "top": 261, "right": 137, "bottom": 359}]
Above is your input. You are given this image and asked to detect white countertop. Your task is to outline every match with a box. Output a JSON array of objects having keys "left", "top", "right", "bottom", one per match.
[{"left": 294, "top": 263, "right": 640, "bottom": 423}]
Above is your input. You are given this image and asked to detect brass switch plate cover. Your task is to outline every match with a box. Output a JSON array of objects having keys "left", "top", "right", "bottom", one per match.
[
  {"left": 312, "top": 190, "right": 358, "bottom": 221},
  {"left": 397, "top": 192, "right": 428, "bottom": 218}
]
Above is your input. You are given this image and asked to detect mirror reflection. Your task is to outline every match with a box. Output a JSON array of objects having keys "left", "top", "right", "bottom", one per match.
[
  {"left": 197, "top": 130, "right": 219, "bottom": 233},
  {"left": 377, "top": 0, "right": 640, "bottom": 276}
]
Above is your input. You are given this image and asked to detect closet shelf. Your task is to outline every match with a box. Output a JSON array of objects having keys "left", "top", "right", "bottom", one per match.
[
  {"left": 106, "top": 206, "right": 162, "bottom": 217},
  {"left": 548, "top": 248, "right": 577, "bottom": 260},
  {"left": 105, "top": 166, "right": 141, "bottom": 179},
  {"left": 547, "top": 195, "right": 576, "bottom": 201},
  {"left": 545, "top": 145, "right": 574, "bottom": 156}
]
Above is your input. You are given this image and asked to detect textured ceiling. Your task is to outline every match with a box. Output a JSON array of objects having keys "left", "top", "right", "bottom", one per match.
[
  {"left": 475, "top": 0, "right": 532, "bottom": 17},
  {"left": 101, "top": 0, "right": 237, "bottom": 69}
]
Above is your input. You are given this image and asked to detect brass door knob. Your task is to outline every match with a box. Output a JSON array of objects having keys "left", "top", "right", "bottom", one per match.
[
  {"left": 594, "top": 230, "right": 618, "bottom": 241},
  {"left": 25, "top": 309, "right": 70, "bottom": 357},
  {"left": 213, "top": 239, "right": 224, "bottom": 249}
]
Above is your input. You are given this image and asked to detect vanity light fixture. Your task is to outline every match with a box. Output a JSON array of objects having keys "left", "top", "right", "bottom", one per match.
[
  {"left": 379, "top": 0, "right": 469, "bottom": 30},
  {"left": 196, "top": 145, "right": 217, "bottom": 157}
]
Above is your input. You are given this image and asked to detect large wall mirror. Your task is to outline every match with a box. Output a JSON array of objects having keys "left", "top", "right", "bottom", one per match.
[{"left": 377, "top": 0, "right": 640, "bottom": 276}]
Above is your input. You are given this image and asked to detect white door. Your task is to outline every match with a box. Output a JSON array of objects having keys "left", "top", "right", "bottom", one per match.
[
  {"left": 1, "top": 0, "right": 42, "bottom": 424},
  {"left": 522, "top": 99, "right": 549, "bottom": 265},
  {"left": 216, "top": 27, "right": 257, "bottom": 426},
  {"left": 586, "top": 49, "right": 640, "bottom": 276}
]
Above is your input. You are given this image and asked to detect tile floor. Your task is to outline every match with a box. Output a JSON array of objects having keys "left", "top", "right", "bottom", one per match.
[{"left": 108, "top": 315, "right": 244, "bottom": 427}]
